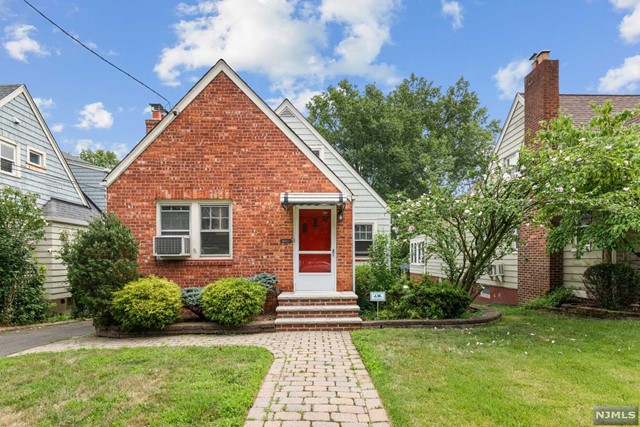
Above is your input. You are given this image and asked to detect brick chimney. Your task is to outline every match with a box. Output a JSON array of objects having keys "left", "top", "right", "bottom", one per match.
[
  {"left": 518, "top": 50, "right": 563, "bottom": 304},
  {"left": 145, "top": 103, "right": 166, "bottom": 134}
]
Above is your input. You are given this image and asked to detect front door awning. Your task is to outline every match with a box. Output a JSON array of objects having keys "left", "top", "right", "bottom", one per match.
[{"left": 280, "top": 192, "right": 348, "bottom": 209}]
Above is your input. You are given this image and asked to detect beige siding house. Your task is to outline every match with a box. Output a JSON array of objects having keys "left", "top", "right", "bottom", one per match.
[{"left": 409, "top": 59, "right": 640, "bottom": 304}]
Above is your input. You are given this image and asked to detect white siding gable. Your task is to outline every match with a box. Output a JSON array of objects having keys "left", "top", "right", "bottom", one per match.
[{"left": 275, "top": 101, "right": 391, "bottom": 240}]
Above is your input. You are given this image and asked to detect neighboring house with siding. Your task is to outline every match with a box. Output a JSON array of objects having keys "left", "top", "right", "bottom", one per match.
[
  {"left": 0, "top": 84, "right": 100, "bottom": 311},
  {"left": 410, "top": 51, "right": 640, "bottom": 305},
  {"left": 275, "top": 100, "right": 390, "bottom": 263},
  {"left": 63, "top": 152, "right": 109, "bottom": 211}
]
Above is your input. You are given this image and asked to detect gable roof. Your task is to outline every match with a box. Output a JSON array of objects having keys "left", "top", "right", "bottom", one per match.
[
  {"left": 63, "top": 151, "right": 111, "bottom": 172},
  {"left": 494, "top": 92, "right": 640, "bottom": 155},
  {"left": 105, "top": 60, "right": 351, "bottom": 196},
  {"left": 559, "top": 94, "right": 640, "bottom": 125},
  {"left": 493, "top": 93, "right": 524, "bottom": 155},
  {"left": 275, "top": 99, "right": 387, "bottom": 208},
  {"left": 0, "top": 84, "right": 89, "bottom": 207}
]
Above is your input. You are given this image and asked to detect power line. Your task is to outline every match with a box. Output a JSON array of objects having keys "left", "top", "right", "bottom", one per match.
[{"left": 23, "top": 0, "right": 172, "bottom": 111}]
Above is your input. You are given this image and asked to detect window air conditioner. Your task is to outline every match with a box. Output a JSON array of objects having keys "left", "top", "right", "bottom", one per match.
[{"left": 153, "top": 236, "right": 190, "bottom": 257}]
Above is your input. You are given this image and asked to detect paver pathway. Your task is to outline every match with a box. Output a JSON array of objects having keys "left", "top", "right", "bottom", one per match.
[{"left": 15, "top": 331, "right": 390, "bottom": 427}]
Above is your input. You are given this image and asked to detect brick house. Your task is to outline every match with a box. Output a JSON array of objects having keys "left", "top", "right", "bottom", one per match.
[
  {"left": 105, "top": 60, "right": 389, "bottom": 330},
  {"left": 410, "top": 50, "right": 640, "bottom": 305}
]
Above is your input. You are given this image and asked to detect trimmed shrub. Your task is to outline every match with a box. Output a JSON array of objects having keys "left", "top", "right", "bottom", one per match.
[
  {"left": 583, "top": 263, "right": 640, "bottom": 310},
  {"left": 524, "top": 287, "right": 579, "bottom": 308},
  {"left": 201, "top": 278, "right": 267, "bottom": 326},
  {"left": 111, "top": 277, "right": 182, "bottom": 330},
  {"left": 247, "top": 272, "right": 279, "bottom": 293},
  {"left": 385, "top": 279, "right": 471, "bottom": 320},
  {"left": 181, "top": 287, "right": 205, "bottom": 320},
  {"left": 355, "top": 264, "right": 376, "bottom": 310},
  {"left": 60, "top": 213, "right": 139, "bottom": 326}
]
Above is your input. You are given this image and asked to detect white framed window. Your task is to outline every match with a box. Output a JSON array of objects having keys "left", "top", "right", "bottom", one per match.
[
  {"left": 354, "top": 223, "right": 374, "bottom": 257},
  {"left": 157, "top": 201, "right": 232, "bottom": 259},
  {"left": 503, "top": 153, "right": 519, "bottom": 174},
  {"left": 200, "top": 205, "right": 231, "bottom": 256},
  {"left": 410, "top": 241, "right": 426, "bottom": 265},
  {"left": 0, "top": 139, "right": 18, "bottom": 176},
  {"left": 26, "top": 147, "right": 45, "bottom": 168},
  {"left": 480, "top": 286, "right": 491, "bottom": 297}
]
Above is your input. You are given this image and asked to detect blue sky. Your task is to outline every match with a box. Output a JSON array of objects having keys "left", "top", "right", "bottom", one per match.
[{"left": 2, "top": 0, "right": 639, "bottom": 158}]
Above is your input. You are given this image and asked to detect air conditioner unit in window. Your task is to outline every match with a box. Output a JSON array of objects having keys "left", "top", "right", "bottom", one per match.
[
  {"left": 487, "top": 263, "right": 505, "bottom": 282},
  {"left": 153, "top": 236, "right": 190, "bottom": 257}
]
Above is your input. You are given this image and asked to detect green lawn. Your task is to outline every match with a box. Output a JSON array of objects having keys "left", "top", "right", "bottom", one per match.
[
  {"left": 352, "top": 306, "right": 640, "bottom": 427},
  {"left": 0, "top": 346, "right": 272, "bottom": 427}
]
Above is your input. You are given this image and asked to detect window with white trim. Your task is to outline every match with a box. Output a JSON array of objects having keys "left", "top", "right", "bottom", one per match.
[
  {"left": 0, "top": 140, "right": 18, "bottom": 175},
  {"left": 410, "top": 241, "right": 426, "bottom": 265},
  {"left": 354, "top": 224, "right": 373, "bottom": 257},
  {"left": 200, "top": 205, "right": 230, "bottom": 256},
  {"left": 158, "top": 202, "right": 232, "bottom": 258},
  {"left": 311, "top": 147, "right": 324, "bottom": 160},
  {"left": 503, "top": 154, "right": 519, "bottom": 174},
  {"left": 27, "top": 147, "right": 45, "bottom": 168}
]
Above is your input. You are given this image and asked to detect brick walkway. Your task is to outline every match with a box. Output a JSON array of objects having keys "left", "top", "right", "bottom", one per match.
[{"left": 16, "top": 331, "right": 390, "bottom": 427}]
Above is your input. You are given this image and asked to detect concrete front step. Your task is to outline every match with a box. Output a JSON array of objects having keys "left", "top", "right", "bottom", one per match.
[{"left": 275, "top": 317, "right": 363, "bottom": 331}]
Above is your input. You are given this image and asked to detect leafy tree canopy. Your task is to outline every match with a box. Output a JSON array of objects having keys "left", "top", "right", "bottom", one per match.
[
  {"left": 79, "top": 149, "right": 119, "bottom": 169},
  {"left": 520, "top": 101, "right": 640, "bottom": 259},
  {"left": 306, "top": 75, "right": 500, "bottom": 200}
]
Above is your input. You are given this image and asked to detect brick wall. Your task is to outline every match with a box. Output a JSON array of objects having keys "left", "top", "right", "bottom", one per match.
[
  {"left": 108, "top": 72, "right": 353, "bottom": 292},
  {"left": 518, "top": 57, "right": 564, "bottom": 303}
]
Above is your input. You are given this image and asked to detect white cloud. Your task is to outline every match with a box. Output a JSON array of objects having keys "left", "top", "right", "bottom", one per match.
[
  {"left": 3, "top": 24, "right": 49, "bottom": 62},
  {"left": 441, "top": 1, "right": 463, "bottom": 29},
  {"left": 610, "top": 0, "right": 640, "bottom": 44},
  {"left": 493, "top": 58, "right": 529, "bottom": 100},
  {"left": 598, "top": 54, "right": 640, "bottom": 92},
  {"left": 50, "top": 123, "right": 64, "bottom": 133},
  {"left": 155, "top": 0, "right": 400, "bottom": 101},
  {"left": 76, "top": 102, "right": 114, "bottom": 129},
  {"left": 74, "top": 139, "right": 128, "bottom": 158},
  {"left": 34, "top": 97, "right": 54, "bottom": 109}
]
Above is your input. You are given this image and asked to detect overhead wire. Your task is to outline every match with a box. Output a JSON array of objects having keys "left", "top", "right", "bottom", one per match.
[{"left": 22, "top": 0, "right": 172, "bottom": 111}]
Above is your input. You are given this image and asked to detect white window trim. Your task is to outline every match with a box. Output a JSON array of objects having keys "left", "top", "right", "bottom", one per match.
[
  {"left": 354, "top": 222, "right": 375, "bottom": 258},
  {"left": 156, "top": 200, "right": 233, "bottom": 260},
  {"left": 26, "top": 146, "right": 46, "bottom": 169},
  {"left": 0, "top": 137, "right": 20, "bottom": 177}
]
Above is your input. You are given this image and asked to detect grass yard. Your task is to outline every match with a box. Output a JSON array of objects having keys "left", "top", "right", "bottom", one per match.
[
  {"left": 352, "top": 306, "right": 640, "bottom": 427},
  {"left": 0, "top": 346, "right": 272, "bottom": 427}
]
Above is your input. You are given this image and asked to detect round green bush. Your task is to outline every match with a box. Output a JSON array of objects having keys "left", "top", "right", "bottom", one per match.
[
  {"left": 111, "top": 277, "right": 182, "bottom": 330},
  {"left": 201, "top": 278, "right": 267, "bottom": 326}
]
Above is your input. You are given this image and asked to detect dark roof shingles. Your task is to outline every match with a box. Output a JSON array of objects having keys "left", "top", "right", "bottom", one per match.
[
  {"left": 559, "top": 94, "right": 640, "bottom": 125},
  {"left": 0, "top": 84, "right": 21, "bottom": 101}
]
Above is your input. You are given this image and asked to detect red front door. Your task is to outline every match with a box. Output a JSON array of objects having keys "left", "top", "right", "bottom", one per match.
[{"left": 295, "top": 208, "right": 335, "bottom": 291}]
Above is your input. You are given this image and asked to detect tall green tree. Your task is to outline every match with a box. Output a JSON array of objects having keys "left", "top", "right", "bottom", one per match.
[
  {"left": 79, "top": 149, "right": 119, "bottom": 169},
  {"left": 521, "top": 101, "right": 640, "bottom": 260},
  {"left": 0, "top": 187, "right": 49, "bottom": 325},
  {"left": 307, "top": 75, "right": 500, "bottom": 199}
]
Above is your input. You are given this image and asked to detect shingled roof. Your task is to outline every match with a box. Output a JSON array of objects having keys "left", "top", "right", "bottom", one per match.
[
  {"left": 0, "top": 84, "right": 21, "bottom": 101},
  {"left": 559, "top": 94, "right": 640, "bottom": 125}
]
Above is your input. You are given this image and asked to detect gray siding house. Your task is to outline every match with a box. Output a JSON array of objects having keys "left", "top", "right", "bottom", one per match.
[
  {"left": 0, "top": 84, "right": 100, "bottom": 310},
  {"left": 63, "top": 152, "right": 109, "bottom": 211},
  {"left": 275, "top": 100, "right": 390, "bottom": 262}
]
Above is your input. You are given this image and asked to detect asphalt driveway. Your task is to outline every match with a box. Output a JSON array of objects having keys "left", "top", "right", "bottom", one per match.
[{"left": 0, "top": 320, "right": 94, "bottom": 357}]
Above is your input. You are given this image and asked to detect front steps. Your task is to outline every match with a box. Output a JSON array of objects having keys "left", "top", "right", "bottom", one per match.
[{"left": 275, "top": 292, "right": 362, "bottom": 331}]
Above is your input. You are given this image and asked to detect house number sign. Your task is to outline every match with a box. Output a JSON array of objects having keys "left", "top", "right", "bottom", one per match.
[{"left": 370, "top": 291, "right": 386, "bottom": 302}]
